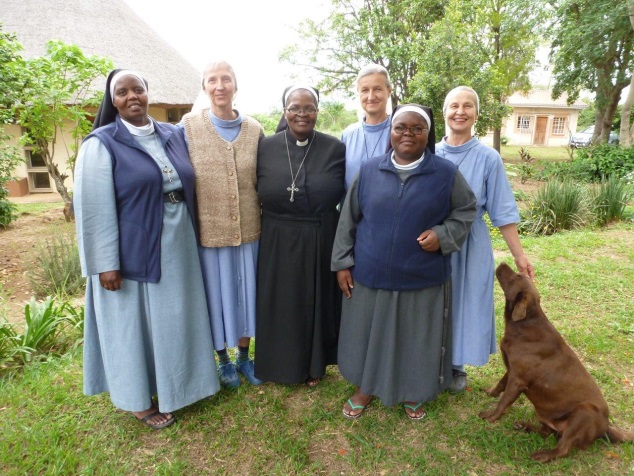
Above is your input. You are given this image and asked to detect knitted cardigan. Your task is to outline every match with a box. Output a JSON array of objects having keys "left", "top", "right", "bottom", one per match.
[{"left": 183, "top": 110, "right": 262, "bottom": 247}]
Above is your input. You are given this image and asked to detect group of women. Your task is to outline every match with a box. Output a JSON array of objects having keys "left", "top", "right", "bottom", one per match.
[{"left": 74, "top": 62, "right": 533, "bottom": 429}]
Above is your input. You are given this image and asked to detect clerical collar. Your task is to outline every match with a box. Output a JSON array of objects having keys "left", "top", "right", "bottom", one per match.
[
  {"left": 288, "top": 132, "right": 314, "bottom": 147},
  {"left": 120, "top": 117, "right": 155, "bottom": 136}
]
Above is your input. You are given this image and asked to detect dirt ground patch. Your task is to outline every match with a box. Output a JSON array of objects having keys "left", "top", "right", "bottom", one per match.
[{"left": 0, "top": 200, "right": 73, "bottom": 325}]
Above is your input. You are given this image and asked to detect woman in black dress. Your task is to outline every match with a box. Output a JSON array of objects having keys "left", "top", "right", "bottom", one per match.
[{"left": 254, "top": 85, "right": 346, "bottom": 387}]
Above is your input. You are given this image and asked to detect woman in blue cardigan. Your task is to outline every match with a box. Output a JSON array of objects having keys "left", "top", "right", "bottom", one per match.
[
  {"left": 332, "top": 104, "right": 476, "bottom": 420},
  {"left": 74, "top": 70, "right": 219, "bottom": 430}
]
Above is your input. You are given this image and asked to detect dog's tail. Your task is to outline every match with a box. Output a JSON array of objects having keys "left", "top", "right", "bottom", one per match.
[{"left": 606, "top": 426, "right": 634, "bottom": 443}]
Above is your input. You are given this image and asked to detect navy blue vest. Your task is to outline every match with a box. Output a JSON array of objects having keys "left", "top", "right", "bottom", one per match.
[
  {"left": 353, "top": 150, "right": 457, "bottom": 290},
  {"left": 86, "top": 116, "right": 197, "bottom": 283}
]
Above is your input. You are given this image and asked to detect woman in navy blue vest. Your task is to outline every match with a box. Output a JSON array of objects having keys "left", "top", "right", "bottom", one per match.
[
  {"left": 74, "top": 70, "right": 220, "bottom": 430},
  {"left": 332, "top": 104, "right": 476, "bottom": 420}
]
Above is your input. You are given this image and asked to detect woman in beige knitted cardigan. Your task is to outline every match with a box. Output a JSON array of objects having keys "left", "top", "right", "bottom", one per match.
[{"left": 182, "top": 61, "right": 264, "bottom": 388}]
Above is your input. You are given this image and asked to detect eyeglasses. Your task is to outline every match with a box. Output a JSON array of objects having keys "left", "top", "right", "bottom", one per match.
[
  {"left": 285, "top": 106, "right": 318, "bottom": 115},
  {"left": 392, "top": 125, "right": 428, "bottom": 135}
]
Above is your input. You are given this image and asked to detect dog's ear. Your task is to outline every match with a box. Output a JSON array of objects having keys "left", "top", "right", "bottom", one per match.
[{"left": 511, "top": 292, "right": 528, "bottom": 321}]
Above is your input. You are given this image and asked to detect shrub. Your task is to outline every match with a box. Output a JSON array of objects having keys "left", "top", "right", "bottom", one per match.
[
  {"left": 575, "top": 144, "right": 634, "bottom": 180},
  {"left": 0, "top": 186, "right": 18, "bottom": 228},
  {"left": 28, "top": 233, "right": 85, "bottom": 298},
  {"left": 0, "top": 132, "right": 24, "bottom": 228},
  {"left": 538, "top": 145, "right": 634, "bottom": 183},
  {"left": 519, "top": 180, "right": 589, "bottom": 235},
  {"left": 589, "top": 175, "right": 632, "bottom": 226},
  {"left": 517, "top": 147, "right": 535, "bottom": 184}
]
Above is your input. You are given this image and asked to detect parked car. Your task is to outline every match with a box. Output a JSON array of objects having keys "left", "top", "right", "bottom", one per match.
[{"left": 569, "top": 125, "right": 619, "bottom": 148}]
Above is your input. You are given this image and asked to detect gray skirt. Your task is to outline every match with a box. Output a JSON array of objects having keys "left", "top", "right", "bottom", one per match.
[{"left": 337, "top": 281, "right": 453, "bottom": 407}]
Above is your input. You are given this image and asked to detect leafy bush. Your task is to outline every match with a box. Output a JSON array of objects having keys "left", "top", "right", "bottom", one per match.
[
  {"left": 0, "top": 131, "right": 24, "bottom": 228},
  {"left": 519, "top": 180, "right": 589, "bottom": 235},
  {"left": 576, "top": 144, "right": 634, "bottom": 180},
  {"left": 0, "top": 185, "right": 17, "bottom": 228},
  {"left": 517, "top": 147, "right": 535, "bottom": 184},
  {"left": 28, "top": 233, "right": 85, "bottom": 298},
  {"left": 541, "top": 145, "right": 634, "bottom": 182},
  {"left": 589, "top": 176, "right": 632, "bottom": 226}
]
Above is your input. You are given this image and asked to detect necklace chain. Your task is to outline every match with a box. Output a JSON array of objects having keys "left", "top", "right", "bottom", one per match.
[
  {"left": 362, "top": 119, "right": 389, "bottom": 161},
  {"left": 285, "top": 130, "right": 315, "bottom": 202},
  {"left": 154, "top": 155, "right": 174, "bottom": 183},
  {"left": 440, "top": 143, "right": 476, "bottom": 169}
]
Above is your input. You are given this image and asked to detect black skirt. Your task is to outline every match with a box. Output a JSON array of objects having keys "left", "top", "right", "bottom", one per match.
[{"left": 254, "top": 209, "right": 342, "bottom": 384}]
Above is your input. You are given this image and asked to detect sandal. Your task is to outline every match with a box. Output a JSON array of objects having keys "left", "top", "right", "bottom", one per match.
[
  {"left": 342, "top": 397, "right": 372, "bottom": 420},
  {"left": 306, "top": 377, "right": 321, "bottom": 388},
  {"left": 134, "top": 410, "right": 176, "bottom": 430},
  {"left": 403, "top": 402, "right": 426, "bottom": 421}
]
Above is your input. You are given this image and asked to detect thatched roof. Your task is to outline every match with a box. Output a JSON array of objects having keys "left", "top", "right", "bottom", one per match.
[{"left": 1, "top": 0, "right": 200, "bottom": 107}]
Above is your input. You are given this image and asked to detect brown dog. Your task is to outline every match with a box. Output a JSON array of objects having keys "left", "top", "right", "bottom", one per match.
[{"left": 479, "top": 262, "right": 633, "bottom": 462}]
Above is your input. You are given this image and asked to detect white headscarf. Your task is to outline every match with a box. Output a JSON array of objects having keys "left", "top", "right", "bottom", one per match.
[{"left": 109, "top": 69, "right": 147, "bottom": 104}]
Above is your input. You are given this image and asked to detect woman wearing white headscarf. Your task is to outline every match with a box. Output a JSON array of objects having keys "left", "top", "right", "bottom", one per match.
[
  {"left": 436, "top": 86, "right": 534, "bottom": 393},
  {"left": 75, "top": 69, "right": 220, "bottom": 429},
  {"left": 332, "top": 104, "right": 475, "bottom": 420},
  {"left": 254, "top": 85, "right": 346, "bottom": 387}
]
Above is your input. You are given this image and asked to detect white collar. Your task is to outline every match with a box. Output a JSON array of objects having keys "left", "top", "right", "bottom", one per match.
[{"left": 120, "top": 118, "right": 155, "bottom": 136}]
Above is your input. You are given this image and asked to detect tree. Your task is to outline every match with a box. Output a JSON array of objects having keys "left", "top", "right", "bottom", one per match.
[
  {"left": 408, "top": 0, "right": 542, "bottom": 151},
  {"left": 549, "top": 0, "right": 634, "bottom": 145},
  {"left": 280, "top": 0, "right": 447, "bottom": 106},
  {"left": 0, "top": 26, "right": 27, "bottom": 227},
  {"left": 12, "top": 40, "right": 112, "bottom": 205}
]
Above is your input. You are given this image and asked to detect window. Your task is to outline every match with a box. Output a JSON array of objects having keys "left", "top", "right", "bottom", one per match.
[
  {"left": 27, "top": 149, "right": 46, "bottom": 167},
  {"left": 25, "top": 148, "right": 51, "bottom": 191},
  {"left": 166, "top": 108, "right": 190, "bottom": 124},
  {"left": 516, "top": 115, "right": 531, "bottom": 133},
  {"left": 552, "top": 117, "right": 566, "bottom": 135}
]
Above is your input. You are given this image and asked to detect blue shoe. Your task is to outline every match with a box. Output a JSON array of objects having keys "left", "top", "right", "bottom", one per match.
[
  {"left": 448, "top": 369, "right": 467, "bottom": 394},
  {"left": 218, "top": 362, "right": 240, "bottom": 389},
  {"left": 236, "top": 359, "right": 263, "bottom": 385}
]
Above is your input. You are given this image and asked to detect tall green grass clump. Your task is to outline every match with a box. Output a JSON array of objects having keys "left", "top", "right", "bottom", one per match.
[
  {"left": 28, "top": 233, "right": 85, "bottom": 298},
  {"left": 520, "top": 180, "right": 588, "bottom": 235},
  {"left": 589, "top": 175, "right": 632, "bottom": 226},
  {"left": 0, "top": 297, "right": 85, "bottom": 370},
  {"left": 0, "top": 320, "right": 27, "bottom": 371}
]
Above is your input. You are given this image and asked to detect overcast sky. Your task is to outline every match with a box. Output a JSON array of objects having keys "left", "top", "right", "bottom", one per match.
[{"left": 123, "top": 0, "right": 332, "bottom": 114}]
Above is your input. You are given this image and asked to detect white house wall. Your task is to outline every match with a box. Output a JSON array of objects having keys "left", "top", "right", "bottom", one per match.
[{"left": 6, "top": 106, "right": 173, "bottom": 196}]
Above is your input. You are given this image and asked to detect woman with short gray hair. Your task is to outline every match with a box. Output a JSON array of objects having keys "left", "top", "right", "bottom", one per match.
[{"left": 341, "top": 64, "right": 393, "bottom": 189}]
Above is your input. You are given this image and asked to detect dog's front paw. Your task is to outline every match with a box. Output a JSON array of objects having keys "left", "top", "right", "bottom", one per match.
[
  {"left": 513, "top": 421, "right": 531, "bottom": 432},
  {"left": 530, "top": 449, "right": 558, "bottom": 463},
  {"left": 478, "top": 409, "right": 500, "bottom": 423},
  {"left": 484, "top": 387, "right": 502, "bottom": 398}
]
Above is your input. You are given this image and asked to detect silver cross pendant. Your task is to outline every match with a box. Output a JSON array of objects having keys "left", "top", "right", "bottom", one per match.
[{"left": 287, "top": 184, "right": 299, "bottom": 202}]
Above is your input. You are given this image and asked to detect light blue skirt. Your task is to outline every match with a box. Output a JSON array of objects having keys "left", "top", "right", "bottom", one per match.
[
  {"left": 83, "top": 201, "right": 220, "bottom": 413},
  {"left": 198, "top": 241, "right": 259, "bottom": 351}
]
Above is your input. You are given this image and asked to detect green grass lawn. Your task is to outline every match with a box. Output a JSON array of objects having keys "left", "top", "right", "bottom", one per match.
[
  {"left": 1, "top": 224, "right": 633, "bottom": 475},
  {"left": 501, "top": 145, "right": 572, "bottom": 163}
]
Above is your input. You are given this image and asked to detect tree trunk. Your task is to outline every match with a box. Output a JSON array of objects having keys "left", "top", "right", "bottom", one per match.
[
  {"left": 620, "top": 75, "right": 634, "bottom": 147},
  {"left": 39, "top": 140, "right": 72, "bottom": 209},
  {"left": 493, "top": 127, "right": 501, "bottom": 153},
  {"left": 620, "top": 0, "right": 634, "bottom": 147}
]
